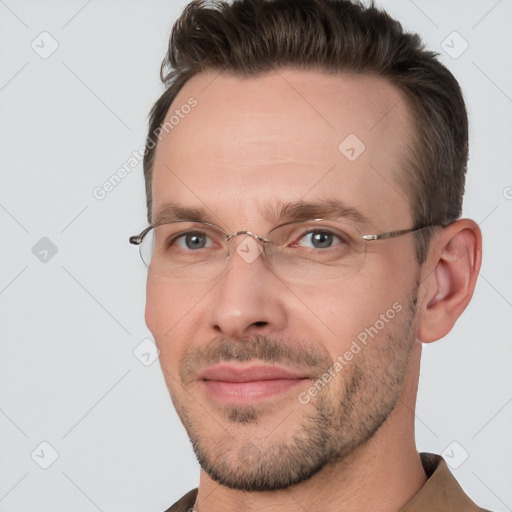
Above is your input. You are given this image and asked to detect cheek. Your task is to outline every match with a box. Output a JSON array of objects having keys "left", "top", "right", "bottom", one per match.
[
  {"left": 145, "top": 277, "right": 206, "bottom": 360},
  {"left": 290, "top": 274, "right": 408, "bottom": 357},
  {"left": 288, "top": 279, "right": 374, "bottom": 349}
]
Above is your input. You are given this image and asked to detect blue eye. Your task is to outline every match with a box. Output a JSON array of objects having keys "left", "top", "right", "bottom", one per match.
[
  {"left": 176, "top": 231, "right": 213, "bottom": 250},
  {"left": 297, "top": 230, "right": 343, "bottom": 249}
]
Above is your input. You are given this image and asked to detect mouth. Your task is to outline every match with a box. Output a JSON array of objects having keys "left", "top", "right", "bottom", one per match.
[{"left": 198, "top": 364, "right": 311, "bottom": 404}]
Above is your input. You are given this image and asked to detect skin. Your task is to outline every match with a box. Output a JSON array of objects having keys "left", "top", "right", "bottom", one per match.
[{"left": 144, "top": 69, "right": 482, "bottom": 512}]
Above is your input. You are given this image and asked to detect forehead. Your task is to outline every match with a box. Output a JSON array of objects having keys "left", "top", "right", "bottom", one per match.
[{"left": 151, "top": 69, "right": 414, "bottom": 230}]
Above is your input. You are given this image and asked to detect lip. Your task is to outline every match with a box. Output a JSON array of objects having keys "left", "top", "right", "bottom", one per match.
[{"left": 199, "top": 364, "right": 310, "bottom": 404}]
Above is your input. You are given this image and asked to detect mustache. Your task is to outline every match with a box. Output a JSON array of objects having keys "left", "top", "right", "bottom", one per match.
[{"left": 180, "top": 334, "right": 332, "bottom": 383}]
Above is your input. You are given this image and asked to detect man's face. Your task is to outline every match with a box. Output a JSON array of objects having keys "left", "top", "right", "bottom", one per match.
[{"left": 145, "top": 70, "right": 422, "bottom": 490}]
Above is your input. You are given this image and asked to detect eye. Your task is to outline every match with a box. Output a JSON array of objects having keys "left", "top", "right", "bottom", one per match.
[
  {"left": 175, "top": 231, "right": 214, "bottom": 250},
  {"left": 294, "top": 229, "right": 345, "bottom": 249}
]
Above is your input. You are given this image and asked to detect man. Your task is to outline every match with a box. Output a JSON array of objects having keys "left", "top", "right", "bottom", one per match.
[{"left": 130, "top": 0, "right": 486, "bottom": 510}]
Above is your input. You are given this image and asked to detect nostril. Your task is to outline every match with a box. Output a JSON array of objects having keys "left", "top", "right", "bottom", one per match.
[{"left": 253, "top": 321, "right": 268, "bottom": 327}]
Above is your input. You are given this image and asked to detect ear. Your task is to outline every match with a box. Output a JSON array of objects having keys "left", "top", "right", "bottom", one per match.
[{"left": 417, "top": 219, "right": 482, "bottom": 343}]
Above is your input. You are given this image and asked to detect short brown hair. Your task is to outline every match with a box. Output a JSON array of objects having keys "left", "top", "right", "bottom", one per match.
[{"left": 143, "top": 0, "right": 468, "bottom": 263}]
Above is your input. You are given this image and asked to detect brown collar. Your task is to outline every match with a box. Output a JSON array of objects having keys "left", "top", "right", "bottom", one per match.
[{"left": 399, "top": 453, "right": 489, "bottom": 511}]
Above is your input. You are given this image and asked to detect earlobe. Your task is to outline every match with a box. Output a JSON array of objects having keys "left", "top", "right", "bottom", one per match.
[{"left": 417, "top": 219, "right": 482, "bottom": 343}]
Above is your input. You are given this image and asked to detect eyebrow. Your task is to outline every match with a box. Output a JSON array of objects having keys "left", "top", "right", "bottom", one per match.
[
  {"left": 152, "top": 204, "right": 212, "bottom": 226},
  {"left": 152, "top": 198, "right": 370, "bottom": 228},
  {"left": 263, "top": 199, "right": 370, "bottom": 226}
]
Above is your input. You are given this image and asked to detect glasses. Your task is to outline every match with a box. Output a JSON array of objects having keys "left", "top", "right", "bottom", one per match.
[{"left": 129, "top": 219, "right": 435, "bottom": 281}]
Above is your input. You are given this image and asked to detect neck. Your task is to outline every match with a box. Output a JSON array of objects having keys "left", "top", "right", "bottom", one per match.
[{"left": 194, "top": 344, "right": 426, "bottom": 512}]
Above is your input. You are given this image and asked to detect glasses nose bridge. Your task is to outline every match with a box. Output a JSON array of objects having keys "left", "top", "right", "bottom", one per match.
[
  {"left": 224, "top": 230, "right": 274, "bottom": 263},
  {"left": 225, "top": 230, "right": 271, "bottom": 246}
]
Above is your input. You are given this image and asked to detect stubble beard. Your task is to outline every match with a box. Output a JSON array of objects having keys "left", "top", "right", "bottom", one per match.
[{"left": 169, "top": 293, "right": 418, "bottom": 491}]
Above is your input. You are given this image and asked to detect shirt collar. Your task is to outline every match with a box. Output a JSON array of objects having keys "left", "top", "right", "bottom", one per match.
[{"left": 399, "top": 453, "right": 486, "bottom": 511}]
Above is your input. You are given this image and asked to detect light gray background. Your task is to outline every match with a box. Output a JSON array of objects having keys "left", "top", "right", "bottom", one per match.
[{"left": 0, "top": 0, "right": 511, "bottom": 511}]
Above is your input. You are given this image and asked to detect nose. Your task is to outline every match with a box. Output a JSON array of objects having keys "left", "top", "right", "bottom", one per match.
[{"left": 207, "top": 235, "right": 288, "bottom": 339}]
